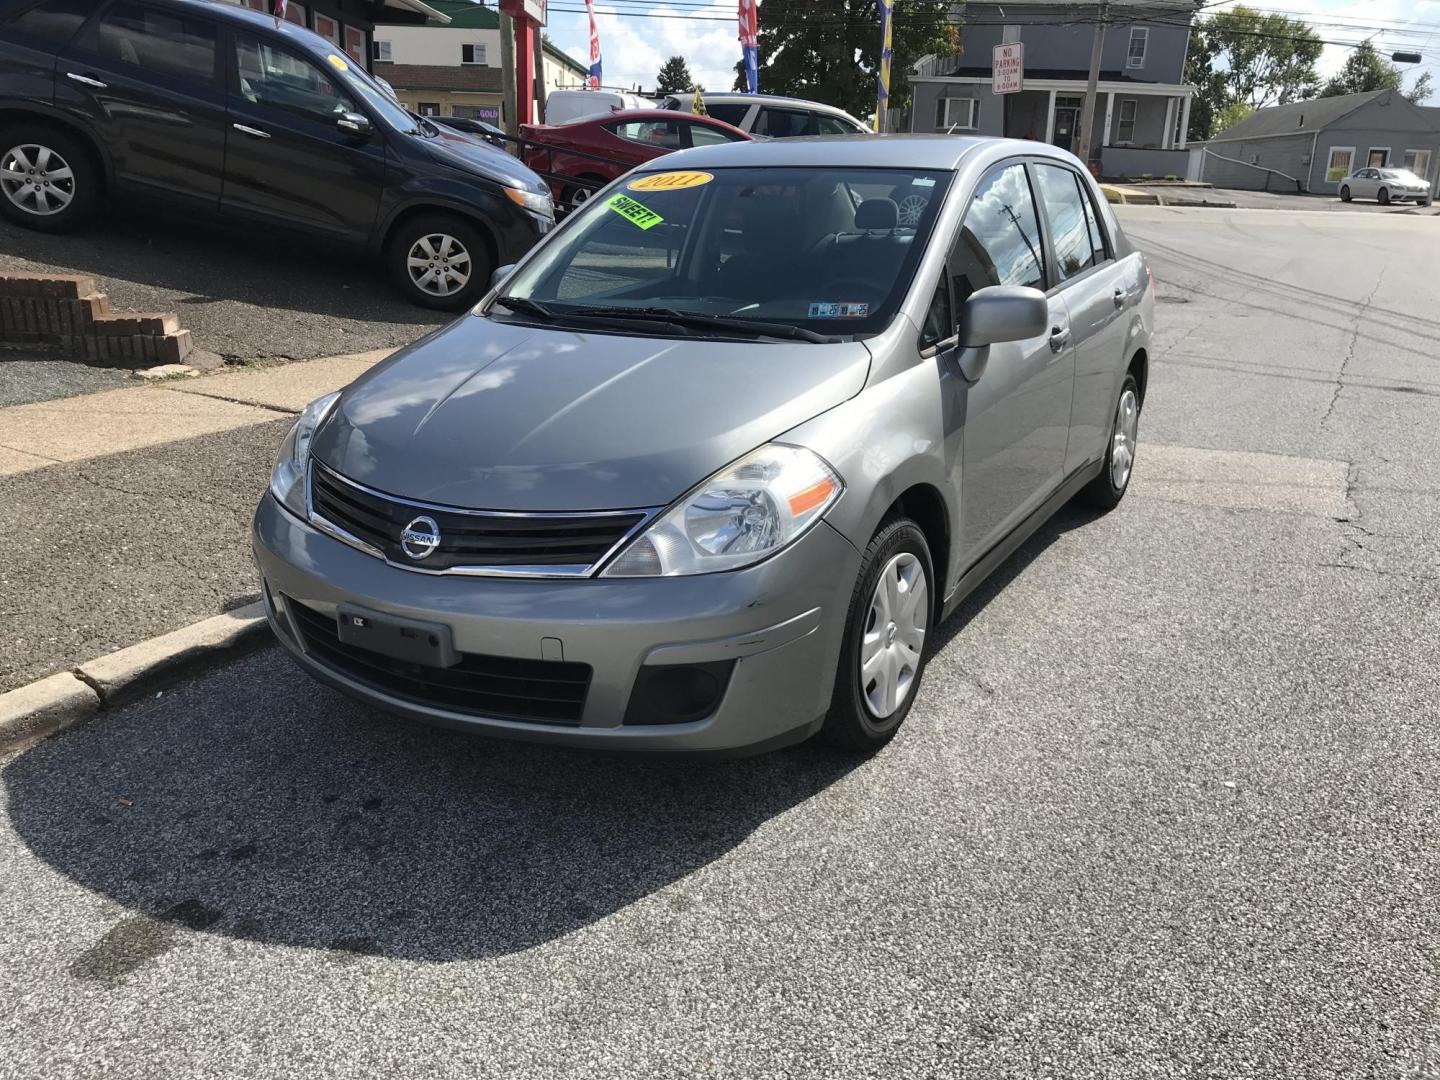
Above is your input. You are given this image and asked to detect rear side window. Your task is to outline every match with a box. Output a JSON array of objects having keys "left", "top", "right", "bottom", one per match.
[
  {"left": 6, "top": 0, "right": 91, "bottom": 45},
  {"left": 704, "top": 102, "right": 749, "bottom": 127},
  {"left": 815, "top": 114, "right": 860, "bottom": 136},
  {"left": 611, "top": 119, "right": 682, "bottom": 148},
  {"left": 950, "top": 162, "right": 1045, "bottom": 304},
  {"left": 92, "top": 2, "right": 216, "bottom": 83},
  {"left": 755, "top": 107, "right": 811, "bottom": 138},
  {"left": 1034, "top": 162, "right": 1100, "bottom": 281}
]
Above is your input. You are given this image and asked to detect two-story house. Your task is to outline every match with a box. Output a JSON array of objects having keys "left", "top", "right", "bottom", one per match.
[{"left": 911, "top": 0, "right": 1201, "bottom": 179}]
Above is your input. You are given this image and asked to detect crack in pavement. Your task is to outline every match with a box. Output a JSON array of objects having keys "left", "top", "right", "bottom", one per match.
[{"left": 1322, "top": 265, "right": 1387, "bottom": 427}]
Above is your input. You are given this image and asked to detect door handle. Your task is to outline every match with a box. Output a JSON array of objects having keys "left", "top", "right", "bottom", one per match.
[
  {"left": 65, "top": 72, "right": 107, "bottom": 89},
  {"left": 1049, "top": 326, "right": 1071, "bottom": 353},
  {"left": 1112, "top": 288, "right": 1126, "bottom": 310},
  {"left": 232, "top": 123, "right": 271, "bottom": 139}
]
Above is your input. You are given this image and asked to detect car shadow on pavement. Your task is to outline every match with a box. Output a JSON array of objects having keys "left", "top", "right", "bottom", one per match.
[{"left": 2, "top": 651, "right": 861, "bottom": 966}]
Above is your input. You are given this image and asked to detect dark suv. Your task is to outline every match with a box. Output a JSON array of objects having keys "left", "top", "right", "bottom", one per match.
[{"left": 0, "top": 0, "right": 554, "bottom": 308}]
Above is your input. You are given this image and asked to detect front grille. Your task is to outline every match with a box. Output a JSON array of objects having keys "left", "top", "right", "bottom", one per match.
[
  {"left": 309, "top": 462, "right": 647, "bottom": 573},
  {"left": 287, "top": 597, "right": 591, "bottom": 725}
]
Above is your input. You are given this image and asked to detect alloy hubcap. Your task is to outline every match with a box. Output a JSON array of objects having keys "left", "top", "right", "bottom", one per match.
[
  {"left": 860, "top": 552, "right": 928, "bottom": 720},
  {"left": 1, "top": 143, "right": 75, "bottom": 217},
  {"left": 1111, "top": 387, "right": 1139, "bottom": 489},
  {"left": 406, "top": 233, "right": 471, "bottom": 297}
]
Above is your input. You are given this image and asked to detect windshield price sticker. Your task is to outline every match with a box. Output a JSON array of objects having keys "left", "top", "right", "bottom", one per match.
[
  {"left": 808, "top": 301, "right": 869, "bottom": 318},
  {"left": 605, "top": 193, "right": 665, "bottom": 230},
  {"left": 629, "top": 171, "right": 714, "bottom": 192}
]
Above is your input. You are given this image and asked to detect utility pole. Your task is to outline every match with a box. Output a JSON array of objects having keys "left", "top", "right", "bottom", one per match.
[
  {"left": 1075, "top": 0, "right": 1107, "bottom": 172},
  {"left": 500, "top": 9, "right": 517, "bottom": 138}
]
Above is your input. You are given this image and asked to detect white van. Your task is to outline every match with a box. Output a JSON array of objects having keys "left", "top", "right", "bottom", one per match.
[
  {"left": 662, "top": 92, "right": 871, "bottom": 137},
  {"left": 545, "top": 89, "right": 656, "bottom": 125}
]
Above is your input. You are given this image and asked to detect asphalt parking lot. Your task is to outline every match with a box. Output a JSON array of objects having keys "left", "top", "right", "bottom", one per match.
[{"left": 2, "top": 206, "right": 1438, "bottom": 1078}]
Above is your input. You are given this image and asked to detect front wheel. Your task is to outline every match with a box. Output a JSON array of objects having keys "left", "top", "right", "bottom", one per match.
[
  {"left": 1340, "top": 185, "right": 1351, "bottom": 202},
  {"left": 1378, "top": 187, "right": 1391, "bottom": 205},
  {"left": 387, "top": 213, "right": 492, "bottom": 311},
  {"left": 0, "top": 125, "right": 99, "bottom": 231},
  {"left": 821, "top": 519, "right": 934, "bottom": 753},
  {"left": 1080, "top": 372, "right": 1140, "bottom": 510},
  {"left": 563, "top": 175, "right": 606, "bottom": 214}
]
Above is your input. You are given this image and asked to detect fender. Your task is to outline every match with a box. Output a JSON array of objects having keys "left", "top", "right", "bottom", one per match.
[
  {"left": 0, "top": 101, "right": 116, "bottom": 187},
  {"left": 369, "top": 189, "right": 508, "bottom": 260}
]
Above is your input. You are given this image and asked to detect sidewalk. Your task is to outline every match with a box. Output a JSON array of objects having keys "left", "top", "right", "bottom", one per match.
[{"left": 0, "top": 349, "right": 390, "bottom": 692}]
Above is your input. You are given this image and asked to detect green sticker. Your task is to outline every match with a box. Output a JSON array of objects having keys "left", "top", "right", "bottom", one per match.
[{"left": 604, "top": 193, "right": 664, "bottom": 230}]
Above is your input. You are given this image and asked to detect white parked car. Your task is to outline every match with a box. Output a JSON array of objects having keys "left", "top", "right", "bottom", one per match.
[
  {"left": 545, "top": 89, "right": 657, "bottom": 125},
  {"left": 1339, "top": 167, "right": 1432, "bottom": 205},
  {"left": 662, "top": 92, "right": 870, "bottom": 137}
]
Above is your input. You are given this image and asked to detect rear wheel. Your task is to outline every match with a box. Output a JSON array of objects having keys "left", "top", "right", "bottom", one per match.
[
  {"left": 1340, "top": 185, "right": 1351, "bottom": 202},
  {"left": 387, "top": 213, "right": 492, "bottom": 311},
  {"left": 563, "top": 175, "right": 606, "bottom": 214},
  {"left": 821, "top": 519, "right": 934, "bottom": 753},
  {"left": 1080, "top": 372, "right": 1140, "bottom": 511},
  {"left": 1378, "top": 187, "right": 1391, "bottom": 205},
  {"left": 0, "top": 125, "right": 99, "bottom": 231}
]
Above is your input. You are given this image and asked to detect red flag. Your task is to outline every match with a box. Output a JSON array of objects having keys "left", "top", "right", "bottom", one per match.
[
  {"left": 586, "top": 0, "right": 602, "bottom": 88},
  {"left": 273, "top": 0, "right": 286, "bottom": 19}
]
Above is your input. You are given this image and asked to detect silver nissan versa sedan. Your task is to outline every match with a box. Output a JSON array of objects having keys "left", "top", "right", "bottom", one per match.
[{"left": 254, "top": 135, "right": 1153, "bottom": 754}]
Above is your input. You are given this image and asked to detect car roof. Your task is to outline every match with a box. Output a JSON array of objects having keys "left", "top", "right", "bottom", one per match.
[
  {"left": 696, "top": 92, "right": 860, "bottom": 118},
  {"left": 628, "top": 134, "right": 1046, "bottom": 172},
  {"left": 168, "top": 0, "right": 345, "bottom": 58},
  {"left": 541, "top": 109, "right": 748, "bottom": 134}
]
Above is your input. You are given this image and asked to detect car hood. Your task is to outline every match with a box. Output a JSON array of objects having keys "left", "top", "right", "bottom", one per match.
[
  {"left": 422, "top": 129, "right": 548, "bottom": 193},
  {"left": 312, "top": 316, "right": 871, "bottom": 511}
]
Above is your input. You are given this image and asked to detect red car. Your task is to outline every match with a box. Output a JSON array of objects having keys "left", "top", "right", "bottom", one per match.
[{"left": 522, "top": 109, "right": 751, "bottom": 213}]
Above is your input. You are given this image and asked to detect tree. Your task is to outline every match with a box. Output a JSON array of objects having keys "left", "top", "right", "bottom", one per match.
[
  {"left": 1183, "top": 5, "right": 1322, "bottom": 142},
  {"left": 1320, "top": 40, "right": 1433, "bottom": 103},
  {"left": 732, "top": 0, "right": 957, "bottom": 119},
  {"left": 1213, "top": 101, "right": 1254, "bottom": 136},
  {"left": 655, "top": 55, "right": 697, "bottom": 96}
]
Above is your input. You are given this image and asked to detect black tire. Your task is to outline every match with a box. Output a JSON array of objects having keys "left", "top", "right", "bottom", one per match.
[
  {"left": 1080, "top": 371, "right": 1141, "bottom": 511},
  {"left": 1378, "top": 187, "right": 1390, "bottom": 206},
  {"left": 0, "top": 124, "right": 100, "bottom": 232},
  {"left": 1340, "top": 185, "right": 1351, "bottom": 202},
  {"left": 821, "top": 518, "right": 934, "bottom": 753},
  {"left": 387, "top": 213, "right": 493, "bottom": 311}
]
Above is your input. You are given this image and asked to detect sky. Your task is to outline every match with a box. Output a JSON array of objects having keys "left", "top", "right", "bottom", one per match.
[{"left": 536, "top": 1, "right": 1440, "bottom": 101}]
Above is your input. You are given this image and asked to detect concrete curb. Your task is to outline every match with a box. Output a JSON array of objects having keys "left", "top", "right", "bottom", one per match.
[{"left": 0, "top": 602, "right": 271, "bottom": 755}]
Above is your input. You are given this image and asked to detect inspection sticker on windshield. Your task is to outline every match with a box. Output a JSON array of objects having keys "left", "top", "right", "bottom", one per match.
[
  {"left": 808, "top": 301, "right": 869, "bottom": 318},
  {"left": 628, "top": 170, "right": 714, "bottom": 192},
  {"left": 604, "top": 193, "right": 664, "bottom": 230},
  {"left": 327, "top": 54, "right": 349, "bottom": 71}
]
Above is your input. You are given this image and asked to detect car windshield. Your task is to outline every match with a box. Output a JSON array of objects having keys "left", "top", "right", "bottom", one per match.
[
  {"left": 494, "top": 166, "right": 952, "bottom": 337},
  {"left": 329, "top": 53, "right": 419, "bottom": 133}
]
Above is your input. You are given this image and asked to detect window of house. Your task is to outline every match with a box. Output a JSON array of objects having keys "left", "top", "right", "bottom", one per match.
[
  {"left": 343, "top": 25, "right": 366, "bottom": 68},
  {"left": 91, "top": 3, "right": 216, "bottom": 83},
  {"left": 950, "top": 162, "right": 1045, "bottom": 305},
  {"left": 313, "top": 13, "right": 339, "bottom": 44},
  {"left": 235, "top": 35, "right": 358, "bottom": 122},
  {"left": 1368, "top": 147, "right": 1390, "bottom": 168},
  {"left": 936, "top": 96, "right": 978, "bottom": 131},
  {"left": 1325, "top": 146, "right": 1354, "bottom": 181},
  {"left": 1116, "top": 98, "right": 1138, "bottom": 143},
  {"left": 282, "top": 2, "right": 305, "bottom": 26},
  {"left": 372, "top": 39, "right": 391, "bottom": 62},
  {"left": 6, "top": 0, "right": 93, "bottom": 44},
  {"left": 418, "top": 102, "right": 440, "bottom": 116},
  {"left": 1128, "top": 27, "right": 1148, "bottom": 68},
  {"left": 461, "top": 42, "right": 485, "bottom": 65},
  {"left": 1404, "top": 148, "right": 1432, "bottom": 179}
]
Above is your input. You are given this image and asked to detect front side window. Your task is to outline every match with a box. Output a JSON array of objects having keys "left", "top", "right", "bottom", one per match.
[
  {"left": 1115, "top": 98, "right": 1138, "bottom": 143},
  {"left": 234, "top": 35, "right": 357, "bottom": 123},
  {"left": 950, "top": 162, "right": 1045, "bottom": 305},
  {"left": 1035, "top": 163, "right": 1100, "bottom": 281},
  {"left": 5, "top": 0, "right": 92, "bottom": 45},
  {"left": 686, "top": 120, "right": 745, "bottom": 146},
  {"left": 611, "top": 119, "right": 682, "bottom": 148},
  {"left": 703, "top": 102, "right": 749, "bottom": 126},
  {"left": 91, "top": 2, "right": 216, "bottom": 83},
  {"left": 1127, "top": 27, "right": 1148, "bottom": 67},
  {"left": 498, "top": 166, "right": 952, "bottom": 338},
  {"left": 755, "top": 107, "right": 811, "bottom": 138}
]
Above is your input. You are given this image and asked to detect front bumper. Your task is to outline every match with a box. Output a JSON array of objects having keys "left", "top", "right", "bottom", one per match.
[{"left": 252, "top": 493, "right": 860, "bottom": 752}]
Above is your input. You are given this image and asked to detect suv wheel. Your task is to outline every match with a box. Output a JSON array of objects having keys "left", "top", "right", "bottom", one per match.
[
  {"left": 1080, "top": 372, "right": 1140, "bottom": 510},
  {"left": 821, "top": 518, "right": 934, "bottom": 753},
  {"left": 0, "top": 126, "right": 98, "bottom": 231},
  {"left": 388, "top": 213, "right": 492, "bottom": 311}
]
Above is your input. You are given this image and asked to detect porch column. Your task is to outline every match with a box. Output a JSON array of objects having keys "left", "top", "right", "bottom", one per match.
[
  {"left": 1044, "top": 89, "right": 1057, "bottom": 143},
  {"left": 1162, "top": 97, "right": 1177, "bottom": 150},
  {"left": 1102, "top": 91, "right": 1114, "bottom": 146},
  {"left": 1178, "top": 93, "right": 1192, "bottom": 149}
]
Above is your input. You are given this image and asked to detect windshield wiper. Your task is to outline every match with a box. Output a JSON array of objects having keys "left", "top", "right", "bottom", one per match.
[
  {"left": 495, "top": 295, "right": 558, "bottom": 320},
  {"left": 560, "top": 306, "right": 839, "bottom": 343}
]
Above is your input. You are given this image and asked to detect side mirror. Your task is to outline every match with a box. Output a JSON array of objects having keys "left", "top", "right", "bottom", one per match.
[
  {"left": 491, "top": 264, "right": 516, "bottom": 291},
  {"left": 958, "top": 285, "right": 1049, "bottom": 348},
  {"left": 337, "top": 112, "right": 372, "bottom": 137}
]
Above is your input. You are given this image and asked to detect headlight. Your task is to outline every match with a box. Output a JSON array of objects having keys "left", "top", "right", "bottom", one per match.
[
  {"left": 269, "top": 391, "right": 341, "bottom": 518},
  {"left": 504, "top": 185, "right": 555, "bottom": 220},
  {"left": 602, "top": 444, "right": 843, "bottom": 577}
]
